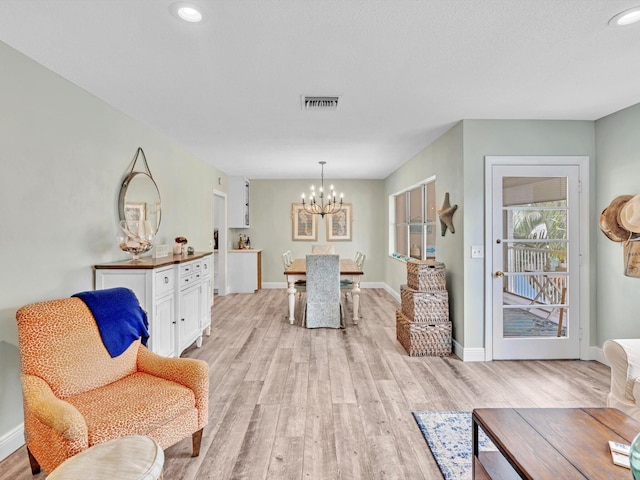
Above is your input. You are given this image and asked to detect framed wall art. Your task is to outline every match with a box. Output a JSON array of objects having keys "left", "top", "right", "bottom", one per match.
[
  {"left": 124, "top": 202, "right": 146, "bottom": 222},
  {"left": 326, "top": 204, "right": 352, "bottom": 241},
  {"left": 291, "top": 203, "right": 317, "bottom": 241}
]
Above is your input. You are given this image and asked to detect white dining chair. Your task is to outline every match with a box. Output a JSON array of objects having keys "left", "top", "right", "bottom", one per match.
[
  {"left": 304, "top": 254, "right": 343, "bottom": 328},
  {"left": 341, "top": 252, "right": 365, "bottom": 316},
  {"left": 282, "top": 250, "right": 305, "bottom": 299},
  {"left": 281, "top": 250, "right": 293, "bottom": 269}
]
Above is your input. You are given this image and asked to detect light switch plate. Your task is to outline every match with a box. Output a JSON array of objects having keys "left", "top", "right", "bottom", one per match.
[{"left": 471, "top": 246, "right": 484, "bottom": 258}]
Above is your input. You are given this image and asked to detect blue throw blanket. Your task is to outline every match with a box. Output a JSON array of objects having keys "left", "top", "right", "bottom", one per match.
[{"left": 72, "top": 287, "right": 149, "bottom": 358}]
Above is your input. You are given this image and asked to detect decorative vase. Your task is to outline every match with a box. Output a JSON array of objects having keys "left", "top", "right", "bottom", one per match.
[{"left": 117, "top": 220, "right": 153, "bottom": 261}]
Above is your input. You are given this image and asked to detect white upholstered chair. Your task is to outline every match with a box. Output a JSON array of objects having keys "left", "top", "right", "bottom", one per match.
[{"left": 603, "top": 339, "right": 640, "bottom": 421}]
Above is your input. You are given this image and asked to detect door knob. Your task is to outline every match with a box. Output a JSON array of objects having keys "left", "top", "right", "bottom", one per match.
[{"left": 495, "top": 271, "right": 504, "bottom": 277}]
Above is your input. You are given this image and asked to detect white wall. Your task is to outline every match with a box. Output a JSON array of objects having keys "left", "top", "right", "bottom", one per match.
[
  {"left": 595, "top": 103, "right": 640, "bottom": 344},
  {"left": 0, "top": 41, "right": 225, "bottom": 459}
]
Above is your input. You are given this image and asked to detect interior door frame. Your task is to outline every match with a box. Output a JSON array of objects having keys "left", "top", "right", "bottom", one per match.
[
  {"left": 484, "top": 156, "right": 591, "bottom": 361},
  {"left": 213, "top": 190, "right": 228, "bottom": 296}
]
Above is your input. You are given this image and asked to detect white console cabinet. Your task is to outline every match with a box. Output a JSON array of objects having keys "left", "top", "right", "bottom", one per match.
[{"left": 95, "top": 252, "right": 212, "bottom": 357}]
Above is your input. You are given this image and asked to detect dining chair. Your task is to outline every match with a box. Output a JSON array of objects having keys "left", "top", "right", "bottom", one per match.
[
  {"left": 341, "top": 252, "right": 365, "bottom": 316},
  {"left": 281, "top": 250, "right": 293, "bottom": 269},
  {"left": 283, "top": 250, "right": 306, "bottom": 299},
  {"left": 311, "top": 244, "right": 335, "bottom": 254},
  {"left": 304, "top": 254, "right": 343, "bottom": 328}
]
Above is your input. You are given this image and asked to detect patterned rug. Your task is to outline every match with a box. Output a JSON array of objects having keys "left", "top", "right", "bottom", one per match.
[{"left": 412, "top": 411, "right": 496, "bottom": 480}]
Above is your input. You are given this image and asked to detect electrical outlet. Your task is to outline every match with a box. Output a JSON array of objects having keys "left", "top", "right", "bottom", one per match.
[{"left": 471, "top": 246, "right": 484, "bottom": 258}]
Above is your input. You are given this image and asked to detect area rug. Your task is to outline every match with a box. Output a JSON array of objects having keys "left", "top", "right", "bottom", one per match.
[{"left": 412, "top": 411, "right": 496, "bottom": 480}]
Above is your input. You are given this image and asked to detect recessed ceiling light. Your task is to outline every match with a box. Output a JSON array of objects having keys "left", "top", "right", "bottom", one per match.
[
  {"left": 609, "top": 6, "right": 640, "bottom": 27},
  {"left": 170, "top": 2, "right": 204, "bottom": 23}
]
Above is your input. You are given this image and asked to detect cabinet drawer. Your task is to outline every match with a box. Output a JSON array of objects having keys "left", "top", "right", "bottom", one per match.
[
  {"left": 180, "top": 273, "right": 198, "bottom": 288},
  {"left": 201, "top": 256, "right": 211, "bottom": 276},
  {"left": 155, "top": 268, "right": 175, "bottom": 296},
  {"left": 180, "top": 262, "right": 197, "bottom": 276}
]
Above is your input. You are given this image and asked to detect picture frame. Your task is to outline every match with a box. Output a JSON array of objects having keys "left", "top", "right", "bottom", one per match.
[
  {"left": 124, "top": 202, "right": 146, "bottom": 222},
  {"left": 291, "top": 203, "right": 317, "bottom": 241},
  {"left": 326, "top": 204, "right": 352, "bottom": 241}
]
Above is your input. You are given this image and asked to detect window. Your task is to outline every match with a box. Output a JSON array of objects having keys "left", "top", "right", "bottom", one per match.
[{"left": 392, "top": 179, "right": 436, "bottom": 260}]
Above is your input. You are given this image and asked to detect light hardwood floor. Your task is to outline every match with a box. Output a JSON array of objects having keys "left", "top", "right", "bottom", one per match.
[{"left": 1, "top": 288, "right": 611, "bottom": 479}]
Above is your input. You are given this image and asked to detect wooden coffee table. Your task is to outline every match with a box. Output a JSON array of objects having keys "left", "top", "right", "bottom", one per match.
[{"left": 472, "top": 407, "right": 640, "bottom": 479}]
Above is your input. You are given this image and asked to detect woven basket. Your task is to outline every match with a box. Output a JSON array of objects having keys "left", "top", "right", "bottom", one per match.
[
  {"left": 396, "top": 310, "right": 451, "bottom": 357},
  {"left": 400, "top": 285, "right": 449, "bottom": 323},
  {"left": 406, "top": 260, "right": 446, "bottom": 292}
]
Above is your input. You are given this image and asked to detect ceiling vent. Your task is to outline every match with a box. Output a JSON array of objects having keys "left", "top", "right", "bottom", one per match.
[{"left": 302, "top": 96, "right": 340, "bottom": 111}]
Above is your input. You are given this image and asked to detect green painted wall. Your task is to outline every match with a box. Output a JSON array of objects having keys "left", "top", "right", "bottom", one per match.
[
  {"left": 595, "top": 103, "right": 640, "bottom": 344},
  {"left": 0, "top": 41, "right": 225, "bottom": 452},
  {"left": 243, "top": 179, "right": 386, "bottom": 284},
  {"left": 462, "top": 120, "right": 596, "bottom": 349}
]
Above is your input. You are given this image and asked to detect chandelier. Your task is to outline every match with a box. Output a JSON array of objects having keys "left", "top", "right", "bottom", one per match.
[{"left": 301, "top": 161, "right": 344, "bottom": 218}]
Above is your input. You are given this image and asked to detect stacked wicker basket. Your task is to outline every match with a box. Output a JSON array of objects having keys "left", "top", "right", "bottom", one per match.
[{"left": 396, "top": 260, "right": 451, "bottom": 356}]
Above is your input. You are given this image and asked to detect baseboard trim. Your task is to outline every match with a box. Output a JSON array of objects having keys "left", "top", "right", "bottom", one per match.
[
  {"left": 586, "top": 345, "right": 605, "bottom": 364},
  {"left": 0, "top": 423, "right": 24, "bottom": 462},
  {"left": 262, "top": 282, "right": 385, "bottom": 290},
  {"left": 453, "top": 340, "right": 486, "bottom": 362}
]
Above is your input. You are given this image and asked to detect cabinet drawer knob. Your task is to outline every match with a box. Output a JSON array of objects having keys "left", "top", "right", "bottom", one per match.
[{"left": 164, "top": 277, "right": 169, "bottom": 284}]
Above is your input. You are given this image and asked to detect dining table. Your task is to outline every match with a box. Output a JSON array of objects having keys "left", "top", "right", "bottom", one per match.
[{"left": 284, "top": 258, "right": 363, "bottom": 325}]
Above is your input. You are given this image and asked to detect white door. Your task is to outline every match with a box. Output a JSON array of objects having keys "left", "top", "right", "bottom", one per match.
[{"left": 489, "top": 162, "right": 582, "bottom": 360}]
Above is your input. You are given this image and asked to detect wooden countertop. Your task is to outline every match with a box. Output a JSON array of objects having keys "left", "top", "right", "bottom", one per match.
[
  {"left": 229, "top": 249, "right": 263, "bottom": 253},
  {"left": 95, "top": 251, "right": 213, "bottom": 270}
]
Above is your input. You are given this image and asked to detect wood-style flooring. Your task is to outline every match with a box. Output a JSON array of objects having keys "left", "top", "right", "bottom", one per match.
[{"left": 0, "top": 288, "right": 611, "bottom": 479}]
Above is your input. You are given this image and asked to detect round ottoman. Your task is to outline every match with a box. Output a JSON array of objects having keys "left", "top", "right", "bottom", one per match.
[{"left": 47, "top": 435, "right": 164, "bottom": 480}]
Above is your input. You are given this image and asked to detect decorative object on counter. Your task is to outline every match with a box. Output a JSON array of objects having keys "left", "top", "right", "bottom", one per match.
[
  {"left": 291, "top": 203, "right": 318, "bottom": 241},
  {"left": 300, "top": 161, "right": 344, "bottom": 218},
  {"left": 118, "top": 147, "right": 161, "bottom": 236},
  {"left": 213, "top": 229, "right": 219, "bottom": 249},
  {"left": 175, "top": 236, "right": 188, "bottom": 255},
  {"left": 326, "top": 204, "right": 353, "bottom": 241},
  {"left": 437, "top": 192, "right": 457, "bottom": 236},
  {"left": 236, "top": 234, "right": 252, "bottom": 249},
  {"left": 187, "top": 246, "right": 195, "bottom": 255},
  {"left": 116, "top": 219, "right": 154, "bottom": 261},
  {"left": 153, "top": 244, "right": 171, "bottom": 258}
]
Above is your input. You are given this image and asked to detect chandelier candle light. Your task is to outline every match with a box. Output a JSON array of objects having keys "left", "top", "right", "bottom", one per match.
[{"left": 301, "top": 161, "right": 344, "bottom": 218}]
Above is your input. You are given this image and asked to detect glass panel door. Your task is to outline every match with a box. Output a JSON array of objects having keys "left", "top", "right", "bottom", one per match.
[{"left": 492, "top": 165, "right": 580, "bottom": 359}]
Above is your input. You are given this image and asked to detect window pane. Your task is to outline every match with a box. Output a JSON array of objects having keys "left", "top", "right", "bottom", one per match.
[
  {"left": 396, "top": 226, "right": 407, "bottom": 256},
  {"left": 396, "top": 193, "right": 407, "bottom": 224},
  {"left": 409, "top": 225, "right": 423, "bottom": 259},
  {"left": 409, "top": 187, "right": 422, "bottom": 223}
]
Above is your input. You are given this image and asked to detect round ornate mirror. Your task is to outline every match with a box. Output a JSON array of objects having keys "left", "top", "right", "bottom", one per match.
[{"left": 118, "top": 171, "right": 162, "bottom": 235}]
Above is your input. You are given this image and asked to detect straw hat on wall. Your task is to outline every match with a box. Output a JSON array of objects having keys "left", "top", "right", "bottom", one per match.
[{"left": 599, "top": 195, "right": 640, "bottom": 242}]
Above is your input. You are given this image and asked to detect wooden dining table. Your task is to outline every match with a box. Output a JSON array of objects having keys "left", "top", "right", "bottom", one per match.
[{"left": 284, "top": 258, "right": 363, "bottom": 325}]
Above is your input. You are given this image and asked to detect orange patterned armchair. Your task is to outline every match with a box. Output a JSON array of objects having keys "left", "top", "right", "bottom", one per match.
[{"left": 16, "top": 297, "right": 209, "bottom": 474}]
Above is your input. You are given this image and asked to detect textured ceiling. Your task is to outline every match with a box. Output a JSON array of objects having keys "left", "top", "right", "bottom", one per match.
[{"left": 1, "top": 0, "right": 639, "bottom": 179}]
